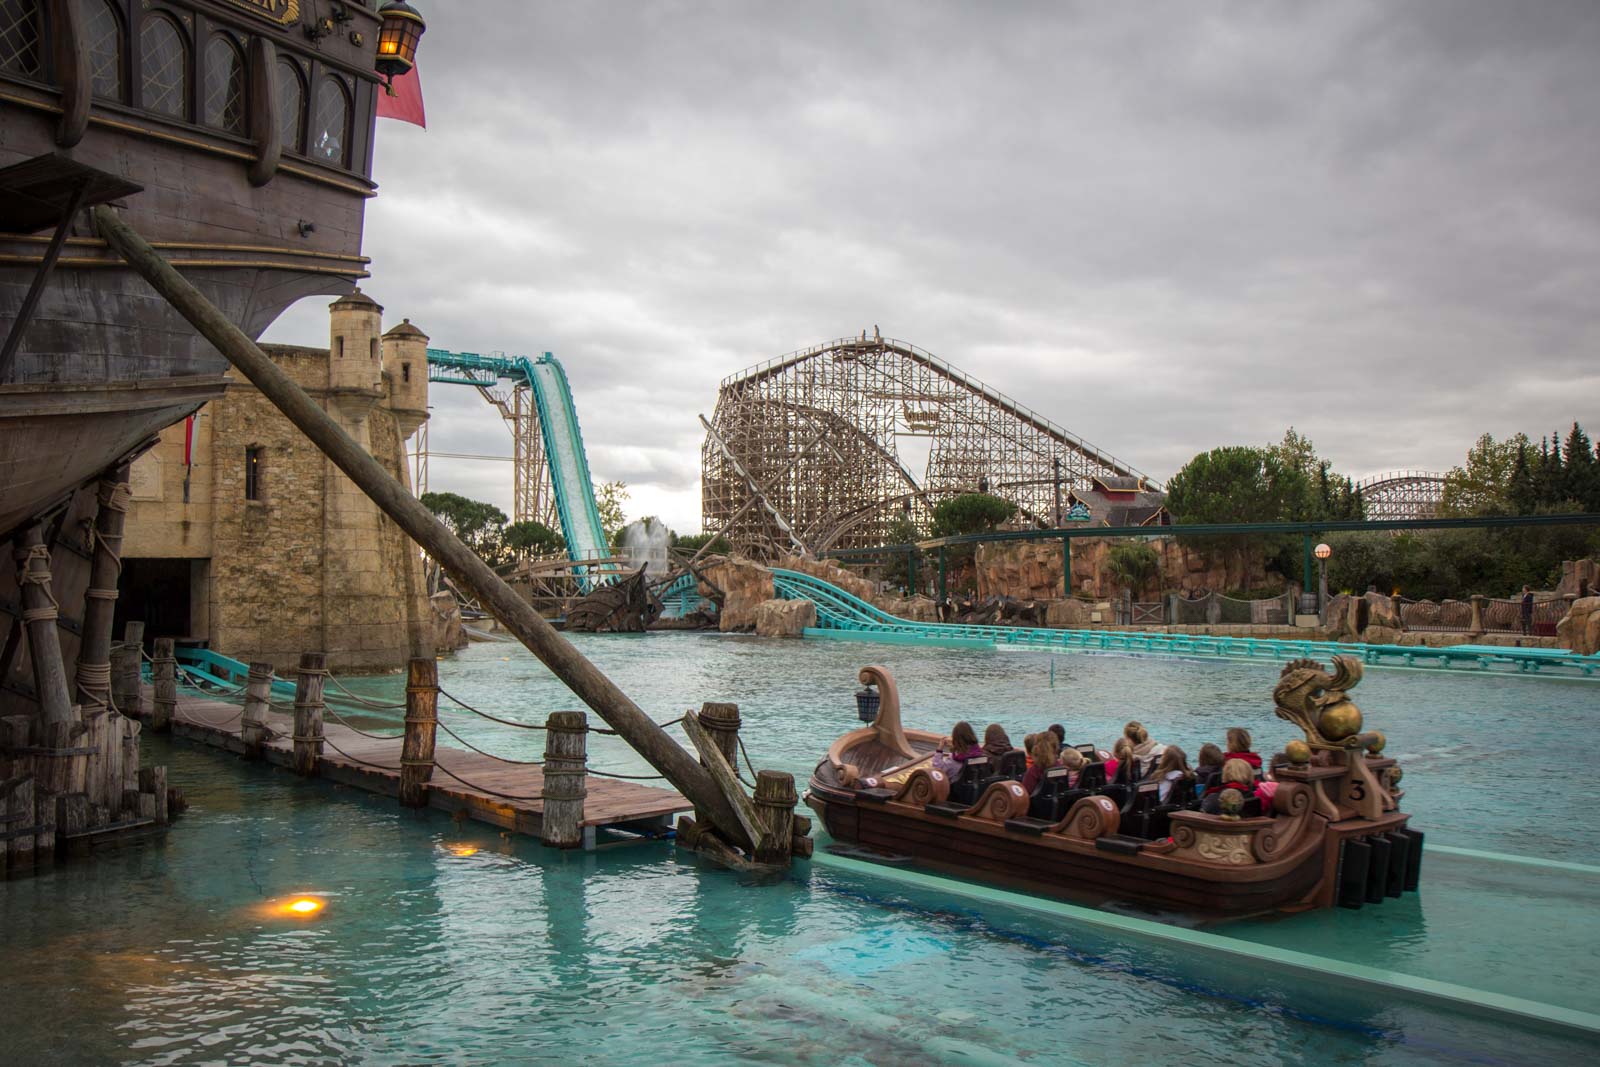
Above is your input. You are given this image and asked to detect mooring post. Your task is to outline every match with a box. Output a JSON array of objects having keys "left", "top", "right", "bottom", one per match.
[
  {"left": 150, "top": 637, "right": 177, "bottom": 732},
  {"left": 291, "top": 652, "right": 326, "bottom": 776},
  {"left": 14, "top": 524, "right": 76, "bottom": 728},
  {"left": 541, "top": 710, "right": 588, "bottom": 848},
  {"left": 113, "top": 620, "right": 145, "bottom": 716},
  {"left": 399, "top": 657, "right": 438, "bottom": 807},
  {"left": 752, "top": 770, "right": 798, "bottom": 866},
  {"left": 240, "top": 662, "right": 273, "bottom": 757},
  {"left": 1468, "top": 594, "right": 1487, "bottom": 636},
  {"left": 695, "top": 701, "right": 741, "bottom": 827}
]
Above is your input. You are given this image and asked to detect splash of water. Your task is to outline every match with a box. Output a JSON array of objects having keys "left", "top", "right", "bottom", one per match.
[{"left": 621, "top": 517, "right": 672, "bottom": 574}]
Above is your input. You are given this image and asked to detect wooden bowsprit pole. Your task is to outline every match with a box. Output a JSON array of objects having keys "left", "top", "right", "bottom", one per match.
[{"left": 93, "top": 205, "right": 752, "bottom": 852}]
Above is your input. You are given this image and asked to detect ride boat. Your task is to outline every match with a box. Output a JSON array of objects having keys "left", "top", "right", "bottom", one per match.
[{"left": 805, "top": 655, "right": 1422, "bottom": 916}]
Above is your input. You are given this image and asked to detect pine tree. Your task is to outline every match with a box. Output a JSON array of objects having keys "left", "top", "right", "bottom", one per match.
[
  {"left": 1564, "top": 422, "right": 1596, "bottom": 510},
  {"left": 1508, "top": 440, "right": 1536, "bottom": 513}
]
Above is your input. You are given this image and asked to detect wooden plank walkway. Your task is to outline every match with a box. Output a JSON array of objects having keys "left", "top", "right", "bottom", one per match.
[{"left": 159, "top": 687, "right": 691, "bottom": 849}]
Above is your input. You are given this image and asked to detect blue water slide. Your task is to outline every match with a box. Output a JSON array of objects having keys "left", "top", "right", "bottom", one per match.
[{"left": 424, "top": 347, "right": 616, "bottom": 591}]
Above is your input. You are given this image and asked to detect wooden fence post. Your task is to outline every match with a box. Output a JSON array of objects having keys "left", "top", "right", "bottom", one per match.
[
  {"left": 541, "top": 711, "right": 588, "bottom": 848},
  {"left": 1469, "top": 594, "right": 1487, "bottom": 636},
  {"left": 112, "top": 620, "right": 145, "bottom": 716},
  {"left": 399, "top": 657, "right": 438, "bottom": 807},
  {"left": 752, "top": 770, "right": 797, "bottom": 866},
  {"left": 240, "top": 662, "right": 273, "bottom": 758},
  {"left": 291, "top": 652, "right": 326, "bottom": 776},
  {"left": 150, "top": 637, "right": 177, "bottom": 731}
]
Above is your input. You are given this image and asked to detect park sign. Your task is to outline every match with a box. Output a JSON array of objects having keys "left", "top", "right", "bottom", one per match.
[{"left": 224, "top": 0, "right": 300, "bottom": 26}]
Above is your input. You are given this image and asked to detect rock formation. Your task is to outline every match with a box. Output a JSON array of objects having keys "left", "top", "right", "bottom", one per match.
[
  {"left": 1556, "top": 596, "right": 1600, "bottom": 655},
  {"left": 755, "top": 598, "right": 817, "bottom": 637},
  {"left": 697, "top": 556, "right": 776, "bottom": 632}
]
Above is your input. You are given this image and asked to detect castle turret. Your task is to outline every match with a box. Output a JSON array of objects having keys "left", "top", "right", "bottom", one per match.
[
  {"left": 328, "top": 288, "right": 385, "bottom": 398},
  {"left": 382, "top": 317, "right": 430, "bottom": 440}
]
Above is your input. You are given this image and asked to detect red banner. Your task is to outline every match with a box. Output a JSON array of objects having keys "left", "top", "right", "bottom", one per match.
[{"left": 377, "top": 66, "right": 426, "bottom": 129}]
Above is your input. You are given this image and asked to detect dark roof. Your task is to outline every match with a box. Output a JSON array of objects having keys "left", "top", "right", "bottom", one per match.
[
  {"left": 329, "top": 287, "right": 383, "bottom": 313},
  {"left": 1068, "top": 485, "right": 1169, "bottom": 527},
  {"left": 1091, "top": 475, "right": 1146, "bottom": 493},
  {"left": 383, "top": 317, "right": 429, "bottom": 340}
]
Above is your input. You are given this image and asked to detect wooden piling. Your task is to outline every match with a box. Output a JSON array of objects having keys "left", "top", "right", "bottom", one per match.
[
  {"left": 93, "top": 202, "right": 751, "bottom": 851},
  {"left": 150, "top": 637, "right": 177, "bottom": 732},
  {"left": 14, "top": 524, "right": 76, "bottom": 728},
  {"left": 112, "top": 621, "right": 145, "bottom": 716},
  {"left": 540, "top": 711, "right": 588, "bottom": 847},
  {"left": 399, "top": 657, "right": 438, "bottom": 807},
  {"left": 291, "top": 652, "right": 326, "bottom": 776},
  {"left": 75, "top": 466, "right": 129, "bottom": 716},
  {"left": 752, "top": 770, "right": 798, "bottom": 866},
  {"left": 240, "top": 662, "right": 273, "bottom": 758},
  {"left": 5, "top": 774, "right": 36, "bottom": 872},
  {"left": 138, "top": 766, "right": 168, "bottom": 824}
]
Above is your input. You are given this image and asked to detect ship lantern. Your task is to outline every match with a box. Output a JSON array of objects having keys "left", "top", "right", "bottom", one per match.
[
  {"left": 855, "top": 685, "right": 880, "bottom": 723},
  {"left": 375, "top": 2, "right": 427, "bottom": 89}
]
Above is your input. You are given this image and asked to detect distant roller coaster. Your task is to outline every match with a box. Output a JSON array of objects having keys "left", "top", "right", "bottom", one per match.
[
  {"left": 701, "top": 334, "right": 1154, "bottom": 559},
  {"left": 1355, "top": 471, "right": 1447, "bottom": 520}
]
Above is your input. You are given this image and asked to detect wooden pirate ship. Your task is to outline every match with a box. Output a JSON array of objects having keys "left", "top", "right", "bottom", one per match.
[
  {"left": 0, "top": 1, "right": 425, "bottom": 871},
  {"left": 805, "top": 656, "right": 1422, "bottom": 915}
]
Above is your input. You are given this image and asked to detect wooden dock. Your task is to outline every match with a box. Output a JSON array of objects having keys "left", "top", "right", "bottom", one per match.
[{"left": 159, "top": 687, "right": 691, "bottom": 849}]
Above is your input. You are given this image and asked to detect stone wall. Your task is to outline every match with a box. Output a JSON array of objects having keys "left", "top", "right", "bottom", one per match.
[
  {"left": 1557, "top": 597, "right": 1600, "bottom": 655},
  {"left": 697, "top": 556, "right": 775, "bottom": 632},
  {"left": 1556, "top": 559, "right": 1598, "bottom": 599}
]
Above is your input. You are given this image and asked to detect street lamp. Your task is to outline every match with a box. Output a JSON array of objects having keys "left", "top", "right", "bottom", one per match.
[
  {"left": 1314, "top": 542, "right": 1332, "bottom": 617},
  {"left": 375, "top": 2, "right": 428, "bottom": 93}
]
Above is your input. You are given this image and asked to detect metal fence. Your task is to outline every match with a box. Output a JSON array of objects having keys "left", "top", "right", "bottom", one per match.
[
  {"left": 1481, "top": 597, "right": 1567, "bottom": 636},
  {"left": 1168, "top": 591, "right": 1294, "bottom": 627},
  {"left": 1397, "top": 599, "right": 1474, "bottom": 632}
]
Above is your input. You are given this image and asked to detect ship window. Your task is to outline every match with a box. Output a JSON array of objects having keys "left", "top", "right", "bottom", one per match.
[
  {"left": 244, "top": 447, "right": 263, "bottom": 501},
  {"left": 370, "top": 338, "right": 378, "bottom": 360},
  {"left": 203, "top": 35, "right": 245, "bottom": 133},
  {"left": 310, "top": 75, "right": 350, "bottom": 166},
  {"left": 85, "top": 1, "right": 125, "bottom": 100},
  {"left": 336, "top": 336, "right": 345, "bottom": 359},
  {"left": 139, "top": 13, "right": 188, "bottom": 119},
  {"left": 275, "top": 56, "right": 304, "bottom": 153},
  {"left": 0, "top": 0, "right": 42, "bottom": 78}
]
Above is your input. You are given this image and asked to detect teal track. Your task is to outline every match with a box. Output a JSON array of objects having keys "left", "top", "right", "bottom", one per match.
[
  {"left": 771, "top": 569, "right": 1600, "bottom": 679},
  {"left": 426, "top": 348, "right": 614, "bottom": 590}
]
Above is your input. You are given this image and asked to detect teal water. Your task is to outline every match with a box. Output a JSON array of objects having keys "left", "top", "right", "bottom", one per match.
[{"left": 2, "top": 635, "right": 1596, "bottom": 1064}]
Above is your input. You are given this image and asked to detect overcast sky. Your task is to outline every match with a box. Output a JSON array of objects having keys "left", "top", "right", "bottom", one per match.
[{"left": 264, "top": 0, "right": 1600, "bottom": 534}]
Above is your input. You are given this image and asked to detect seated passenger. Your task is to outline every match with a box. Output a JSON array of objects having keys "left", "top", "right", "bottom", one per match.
[
  {"left": 1021, "top": 732, "right": 1038, "bottom": 769},
  {"left": 1124, "top": 720, "right": 1166, "bottom": 777},
  {"left": 982, "top": 723, "right": 1013, "bottom": 760},
  {"left": 1056, "top": 746, "right": 1086, "bottom": 788},
  {"left": 1144, "top": 745, "right": 1195, "bottom": 804},
  {"left": 932, "top": 721, "right": 984, "bottom": 782},
  {"left": 1020, "top": 732, "right": 1060, "bottom": 795},
  {"left": 1104, "top": 737, "right": 1137, "bottom": 785},
  {"left": 1195, "top": 742, "right": 1225, "bottom": 790},
  {"left": 1200, "top": 758, "right": 1263, "bottom": 814},
  {"left": 1224, "top": 727, "right": 1262, "bottom": 773},
  {"left": 1047, "top": 723, "right": 1067, "bottom": 749}
]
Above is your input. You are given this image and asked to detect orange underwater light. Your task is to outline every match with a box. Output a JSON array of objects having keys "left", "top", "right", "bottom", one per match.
[{"left": 282, "top": 897, "right": 325, "bottom": 916}]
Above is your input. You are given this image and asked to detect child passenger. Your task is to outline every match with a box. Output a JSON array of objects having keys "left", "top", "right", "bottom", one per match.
[
  {"left": 1200, "top": 758, "right": 1263, "bottom": 814},
  {"left": 1224, "top": 727, "right": 1262, "bottom": 772},
  {"left": 1195, "top": 743, "right": 1225, "bottom": 790},
  {"left": 982, "top": 723, "right": 1013, "bottom": 759},
  {"left": 1104, "top": 737, "right": 1137, "bottom": 784},
  {"left": 1145, "top": 745, "right": 1195, "bottom": 803},
  {"left": 1124, "top": 721, "right": 1166, "bottom": 777},
  {"left": 933, "top": 721, "right": 984, "bottom": 782},
  {"left": 1021, "top": 732, "right": 1060, "bottom": 795}
]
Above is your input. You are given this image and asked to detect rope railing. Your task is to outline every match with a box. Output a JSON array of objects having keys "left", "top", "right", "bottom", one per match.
[
  {"left": 320, "top": 732, "right": 403, "bottom": 772},
  {"left": 322, "top": 672, "right": 407, "bottom": 710},
  {"left": 435, "top": 718, "right": 542, "bottom": 765},
  {"left": 438, "top": 688, "right": 547, "bottom": 730},
  {"left": 322, "top": 702, "right": 406, "bottom": 741}
]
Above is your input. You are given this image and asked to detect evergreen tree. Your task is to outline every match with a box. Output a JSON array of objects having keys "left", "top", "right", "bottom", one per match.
[
  {"left": 1562, "top": 422, "right": 1596, "bottom": 509},
  {"left": 1507, "top": 440, "right": 1536, "bottom": 513}
]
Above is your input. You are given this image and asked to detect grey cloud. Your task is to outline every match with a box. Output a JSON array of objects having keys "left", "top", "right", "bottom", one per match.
[{"left": 265, "top": 0, "right": 1600, "bottom": 530}]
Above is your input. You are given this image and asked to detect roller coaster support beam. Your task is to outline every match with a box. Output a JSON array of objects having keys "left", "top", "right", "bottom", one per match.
[{"left": 96, "top": 206, "right": 755, "bottom": 853}]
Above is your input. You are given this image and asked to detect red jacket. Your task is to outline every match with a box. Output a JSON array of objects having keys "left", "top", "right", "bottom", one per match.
[{"left": 1224, "top": 751, "right": 1262, "bottom": 770}]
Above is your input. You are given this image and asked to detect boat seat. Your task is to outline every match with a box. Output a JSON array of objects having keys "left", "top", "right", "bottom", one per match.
[
  {"left": 947, "top": 756, "right": 992, "bottom": 806},
  {"left": 1003, "top": 816, "right": 1055, "bottom": 836},
  {"left": 924, "top": 801, "right": 970, "bottom": 818},
  {"left": 1094, "top": 834, "right": 1145, "bottom": 855},
  {"left": 996, "top": 750, "right": 1028, "bottom": 780},
  {"left": 1121, "top": 781, "right": 1162, "bottom": 839},
  {"left": 1076, "top": 762, "right": 1108, "bottom": 791},
  {"left": 1073, "top": 743, "right": 1098, "bottom": 761},
  {"left": 1239, "top": 794, "right": 1264, "bottom": 819},
  {"left": 1027, "top": 766, "right": 1079, "bottom": 821},
  {"left": 855, "top": 787, "right": 895, "bottom": 804}
]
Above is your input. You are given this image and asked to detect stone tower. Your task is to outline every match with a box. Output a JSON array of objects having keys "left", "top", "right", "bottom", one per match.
[{"left": 382, "top": 318, "right": 430, "bottom": 440}]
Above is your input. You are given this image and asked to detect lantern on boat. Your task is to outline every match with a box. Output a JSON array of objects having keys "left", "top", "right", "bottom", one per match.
[
  {"left": 855, "top": 684, "right": 880, "bottom": 723},
  {"left": 375, "top": 2, "right": 427, "bottom": 90}
]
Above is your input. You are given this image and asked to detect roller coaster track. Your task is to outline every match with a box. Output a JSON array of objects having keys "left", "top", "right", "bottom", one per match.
[
  {"left": 769, "top": 569, "right": 1600, "bottom": 679},
  {"left": 426, "top": 348, "right": 615, "bottom": 590}
]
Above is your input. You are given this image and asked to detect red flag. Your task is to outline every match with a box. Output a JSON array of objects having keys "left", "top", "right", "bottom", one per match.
[
  {"left": 183, "top": 415, "right": 194, "bottom": 466},
  {"left": 377, "top": 66, "right": 426, "bottom": 129}
]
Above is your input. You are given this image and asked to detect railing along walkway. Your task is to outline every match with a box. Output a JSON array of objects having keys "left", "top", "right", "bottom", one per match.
[{"left": 770, "top": 570, "right": 1600, "bottom": 680}]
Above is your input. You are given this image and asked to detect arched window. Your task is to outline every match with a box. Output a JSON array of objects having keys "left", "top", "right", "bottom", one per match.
[
  {"left": 309, "top": 75, "right": 350, "bottom": 166},
  {"left": 369, "top": 338, "right": 378, "bottom": 360},
  {"left": 275, "top": 56, "right": 304, "bottom": 153},
  {"left": 85, "top": 1, "right": 125, "bottom": 100},
  {"left": 139, "top": 13, "right": 188, "bottom": 118},
  {"left": 0, "top": 0, "right": 42, "bottom": 78},
  {"left": 203, "top": 34, "right": 245, "bottom": 133}
]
